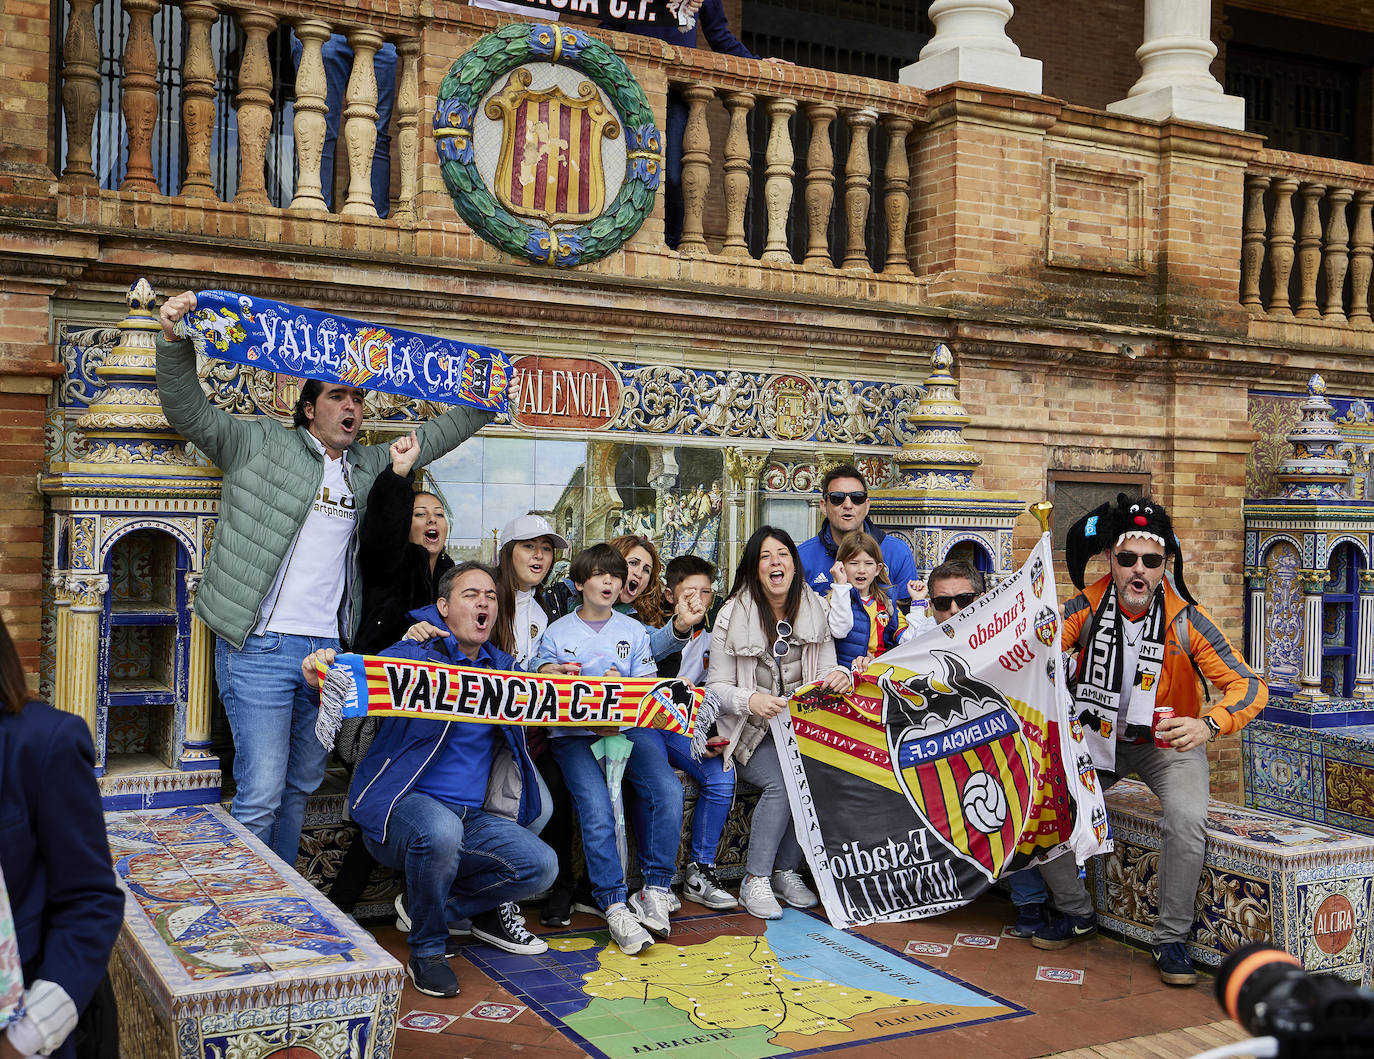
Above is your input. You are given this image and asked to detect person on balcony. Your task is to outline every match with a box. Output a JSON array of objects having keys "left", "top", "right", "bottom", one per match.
[
  {"left": 1032, "top": 495, "right": 1268, "bottom": 987},
  {"left": 599, "top": 0, "right": 790, "bottom": 249},
  {"left": 154, "top": 291, "right": 494, "bottom": 869},
  {"left": 797, "top": 464, "right": 919, "bottom": 607}
]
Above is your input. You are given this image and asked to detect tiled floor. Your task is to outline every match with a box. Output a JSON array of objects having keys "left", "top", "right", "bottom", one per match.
[{"left": 378, "top": 891, "right": 1249, "bottom": 1059}]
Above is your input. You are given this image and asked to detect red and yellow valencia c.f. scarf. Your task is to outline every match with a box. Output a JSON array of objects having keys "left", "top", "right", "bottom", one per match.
[{"left": 314, "top": 653, "right": 703, "bottom": 750}]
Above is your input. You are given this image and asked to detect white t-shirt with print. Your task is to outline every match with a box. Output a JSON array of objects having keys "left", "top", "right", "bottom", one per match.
[{"left": 255, "top": 440, "right": 356, "bottom": 637}]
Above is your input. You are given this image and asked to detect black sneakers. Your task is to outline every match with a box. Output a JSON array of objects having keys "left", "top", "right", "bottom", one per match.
[
  {"left": 408, "top": 954, "right": 460, "bottom": 998},
  {"left": 541, "top": 884, "right": 573, "bottom": 927},
  {"left": 470, "top": 902, "right": 549, "bottom": 955},
  {"left": 1152, "top": 942, "right": 1198, "bottom": 986},
  {"left": 1031, "top": 912, "right": 1098, "bottom": 950}
]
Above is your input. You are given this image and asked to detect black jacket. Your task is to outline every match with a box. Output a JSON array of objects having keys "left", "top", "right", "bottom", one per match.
[
  {"left": 1, "top": 702, "right": 123, "bottom": 1058},
  {"left": 354, "top": 468, "right": 454, "bottom": 655}
]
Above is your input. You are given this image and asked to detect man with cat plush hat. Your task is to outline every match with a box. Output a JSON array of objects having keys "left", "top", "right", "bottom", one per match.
[{"left": 1032, "top": 494, "right": 1266, "bottom": 987}]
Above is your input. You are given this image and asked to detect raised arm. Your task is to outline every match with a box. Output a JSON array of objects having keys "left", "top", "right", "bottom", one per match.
[{"left": 154, "top": 291, "right": 252, "bottom": 469}]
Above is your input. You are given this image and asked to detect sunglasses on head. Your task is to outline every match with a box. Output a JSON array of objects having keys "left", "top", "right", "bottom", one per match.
[
  {"left": 1114, "top": 550, "right": 1166, "bottom": 570},
  {"left": 826, "top": 490, "right": 868, "bottom": 506},
  {"left": 931, "top": 592, "right": 978, "bottom": 612}
]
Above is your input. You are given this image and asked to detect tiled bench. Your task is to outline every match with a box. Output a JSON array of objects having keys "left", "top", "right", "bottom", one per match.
[
  {"left": 1089, "top": 779, "right": 1374, "bottom": 984},
  {"left": 106, "top": 804, "right": 404, "bottom": 1059}
]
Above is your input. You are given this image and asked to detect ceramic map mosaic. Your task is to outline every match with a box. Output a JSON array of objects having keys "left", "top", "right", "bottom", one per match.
[{"left": 458, "top": 908, "right": 1027, "bottom": 1058}]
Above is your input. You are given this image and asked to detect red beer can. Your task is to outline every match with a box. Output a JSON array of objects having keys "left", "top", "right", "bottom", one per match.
[
  {"left": 566, "top": 662, "right": 582, "bottom": 676},
  {"left": 1153, "top": 705, "right": 1175, "bottom": 748}
]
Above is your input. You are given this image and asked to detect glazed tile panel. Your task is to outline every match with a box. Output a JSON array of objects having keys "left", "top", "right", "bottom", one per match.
[
  {"left": 1089, "top": 779, "right": 1374, "bottom": 984},
  {"left": 1244, "top": 719, "right": 1374, "bottom": 836},
  {"left": 106, "top": 804, "right": 403, "bottom": 1059}
]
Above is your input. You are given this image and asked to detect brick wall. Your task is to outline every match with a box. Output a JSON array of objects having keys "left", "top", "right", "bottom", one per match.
[
  {"left": 1009, "top": 0, "right": 1144, "bottom": 110},
  {"left": 0, "top": 0, "right": 56, "bottom": 209},
  {"left": 0, "top": 282, "right": 62, "bottom": 684}
]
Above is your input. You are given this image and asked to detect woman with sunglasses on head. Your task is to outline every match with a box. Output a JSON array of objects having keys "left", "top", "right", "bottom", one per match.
[{"left": 707, "top": 527, "right": 852, "bottom": 920}]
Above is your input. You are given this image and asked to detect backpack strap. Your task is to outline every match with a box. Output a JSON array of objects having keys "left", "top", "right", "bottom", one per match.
[{"left": 1175, "top": 606, "right": 1212, "bottom": 705}]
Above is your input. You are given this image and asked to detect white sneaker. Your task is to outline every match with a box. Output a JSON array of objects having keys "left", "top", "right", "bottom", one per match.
[
  {"left": 628, "top": 886, "right": 674, "bottom": 938},
  {"left": 682, "top": 862, "right": 738, "bottom": 910},
  {"left": 606, "top": 902, "right": 655, "bottom": 955},
  {"left": 771, "top": 869, "right": 819, "bottom": 909},
  {"left": 740, "top": 874, "right": 783, "bottom": 920}
]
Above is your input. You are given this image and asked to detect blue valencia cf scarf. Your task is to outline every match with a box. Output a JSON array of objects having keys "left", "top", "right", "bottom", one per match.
[{"left": 175, "top": 290, "right": 512, "bottom": 413}]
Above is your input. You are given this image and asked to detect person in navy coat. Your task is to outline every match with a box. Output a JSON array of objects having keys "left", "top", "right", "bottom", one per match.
[{"left": 0, "top": 615, "right": 123, "bottom": 1059}]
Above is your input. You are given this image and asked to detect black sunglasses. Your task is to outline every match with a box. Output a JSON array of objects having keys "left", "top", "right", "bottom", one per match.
[
  {"left": 825, "top": 490, "right": 868, "bottom": 506},
  {"left": 1114, "top": 550, "right": 1166, "bottom": 570},
  {"left": 931, "top": 592, "right": 978, "bottom": 612}
]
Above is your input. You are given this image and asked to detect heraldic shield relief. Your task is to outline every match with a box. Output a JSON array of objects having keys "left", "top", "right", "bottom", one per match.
[
  {"left": 434, "top": 23, "right": 661, "bottom": 266},
  {"left": 772, "top": 533, "right": 1111, "bottom": 929},
  {"left": 487, "top": 69, "right": 619, "bottom": 226}
]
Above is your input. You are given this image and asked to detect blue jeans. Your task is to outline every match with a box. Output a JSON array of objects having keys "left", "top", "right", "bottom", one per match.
[
  {"left": 1039, "top": 740, "right": 1210, "bottom": 944},
  {"left": 550, "top": 733, "right": 684, "bottom": 909},
  {"left": 631, "top": 728, "right": 734, "bottom": 866},
  {"left": 663, "top": 89, "right": 686, "bottom": 248},
  {"left": 290, "top": 32, "right": 396, "bottom": 216},
  {"left": 1008, "top": 866, "right": 1047, "bottom": 907},
  {"left": 215, "top": 632, "right": 334, "bottom": 865},
  {"left": 364, "top": 792, "right": 557, "bottom": 958}
]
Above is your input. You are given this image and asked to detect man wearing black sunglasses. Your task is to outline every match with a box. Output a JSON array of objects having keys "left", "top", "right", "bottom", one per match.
[
  {"left": 797, "top": 464, "right": 918, "bottom": 606},
  {"left": 1032, "top": 494, "right": 1267, "bottom": 989}
]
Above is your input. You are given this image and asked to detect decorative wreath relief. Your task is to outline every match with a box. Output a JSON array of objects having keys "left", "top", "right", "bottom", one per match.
[{"left": 434, "top": 23, "right": 662, "bottom": 266}]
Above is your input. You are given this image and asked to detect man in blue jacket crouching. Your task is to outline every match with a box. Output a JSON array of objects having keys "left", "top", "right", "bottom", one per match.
[{"left": 304, "top": 561, "right": 557, "bottom": 998}]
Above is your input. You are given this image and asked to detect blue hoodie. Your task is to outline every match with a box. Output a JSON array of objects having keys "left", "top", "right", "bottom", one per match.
[
  {"left": 348, "top": 603, "right": 541, "bottom": 845},
  {"left": 797, "top": 520, "right": 919, "bottom": 603}
]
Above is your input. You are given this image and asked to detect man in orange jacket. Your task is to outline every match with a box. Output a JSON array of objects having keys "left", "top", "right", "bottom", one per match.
[{"left": 1032, "top": 495, "right": 1266, "bottom": 987}]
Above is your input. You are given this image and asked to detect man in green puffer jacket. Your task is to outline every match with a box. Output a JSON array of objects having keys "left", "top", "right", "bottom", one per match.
[{"left": 156, "top": 291, "right": 495, "bottom": 866}]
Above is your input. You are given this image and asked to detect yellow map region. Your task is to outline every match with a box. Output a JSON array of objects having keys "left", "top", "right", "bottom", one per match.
[{"left": 581, "top": 932, "right": 919, "bottom": 1038}]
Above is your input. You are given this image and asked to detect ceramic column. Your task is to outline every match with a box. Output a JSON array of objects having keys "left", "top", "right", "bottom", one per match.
[
  {"left": 1355, "top": 570, "right": 1374, "bottom": 701},
  {"left": 1106, "top": 0, "right": 1245, "bottom": 129},
  {"left": 1244, "top": 565, "right": 1268, "bottom": 676},
  {"left": 65, "top": 575, "right": 108, "bottom": 767},
  {"left": 1295, "top": 568, "right": 1329, "bottom": 702},
  {"left": 899, "top": 0, "right": 1042, "bottom": 93},
  {"left": 181, "top": 573, "right": 219, "bottom": 770}
]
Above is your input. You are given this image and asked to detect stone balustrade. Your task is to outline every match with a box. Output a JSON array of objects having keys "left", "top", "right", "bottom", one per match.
[
  {"left": 59, "top": 0, "right": 424, "bottom": 221},
  {"left": 54, "top": 1, "right": 928, "bottom": 279},
  {"left": 1242, "top": 149, "right": 1374, "bottom": 327},
  {"left": 666, "top": 71, "right": 922, "bottom": 272}
]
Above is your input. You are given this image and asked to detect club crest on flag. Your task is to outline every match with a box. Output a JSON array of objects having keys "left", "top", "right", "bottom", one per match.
[
  {"left": 641, "top": 680, "right": 696, "bottom": 735},
  {"left": 1034, "top": 606, "right": 1058, "bottom": 648},
  {"left": 487, "top": 68, "right": 620, "bottom": 226},
  {"left": 878, "top": 654, "right": 1034, "bottom": 883},
  {"left": 1030, "top": 555, "right": 1045, "bottom": 599}
]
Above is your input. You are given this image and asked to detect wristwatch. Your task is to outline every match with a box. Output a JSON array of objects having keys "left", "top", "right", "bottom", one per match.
[{"left": 1203, "top": 715, "right": 1221, "bottom": 742}]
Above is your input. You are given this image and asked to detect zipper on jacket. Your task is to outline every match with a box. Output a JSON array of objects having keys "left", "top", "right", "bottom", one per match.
[
  {"left": 377, "top": 709, "right": 451, "bottom": 845},
  {"left": 352, "top": 755, "right": 392, "bottom": 809}
]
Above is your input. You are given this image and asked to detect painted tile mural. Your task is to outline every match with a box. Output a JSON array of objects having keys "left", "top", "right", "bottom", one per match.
[{"left": 106, "top": 804, "right": 402, "bottom": 1059}]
